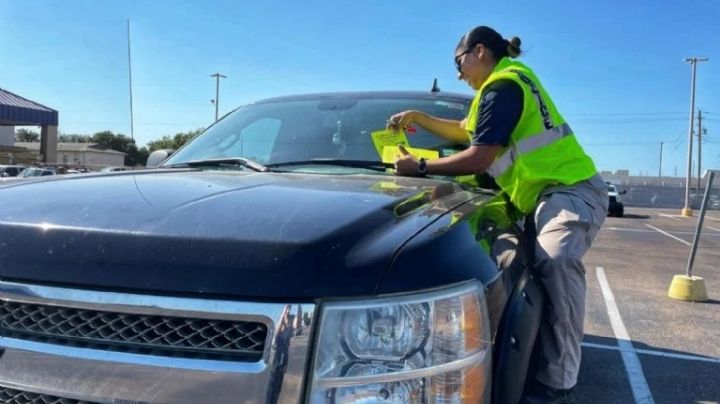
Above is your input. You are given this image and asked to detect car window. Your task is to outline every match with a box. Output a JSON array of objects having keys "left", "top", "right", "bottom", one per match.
[
  {"left": 19, "top": 168, "right": 36, "bottom": 177},
  {"left": 18, "top": 168, "right": 52, "bottom": 177},
  {"left": 210, "top": 118, "right": 282, "bottom": 164}
]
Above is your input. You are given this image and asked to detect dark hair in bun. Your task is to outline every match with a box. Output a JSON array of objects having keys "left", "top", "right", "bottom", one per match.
[
  {"left": 457, "top": 26, "right": 522, "bottom": 59},
  {"left": 506, "top": 36, "right": 522, "bottom": 58}
]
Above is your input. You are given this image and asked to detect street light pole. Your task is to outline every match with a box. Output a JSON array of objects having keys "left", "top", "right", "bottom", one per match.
[
  {"left": 697, "top": 110, "right": 704, "bottom": 191},
  {"left": 211, "top": 73, "right": 227, "bottom": 121},
  {"left": 681, "top": 57, "right": 708, "bottom": 217},
  {"left": 127, "top": 20, "right": 135, "bottom": 143},
  {"left": 658, "top": 141, "right": 663, "bottom": 185},
  {"left": 127, "top": 19, "right": 135, "bottom": 169}
]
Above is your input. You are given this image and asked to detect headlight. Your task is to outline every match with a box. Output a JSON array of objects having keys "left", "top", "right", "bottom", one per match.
[{"left": 308, "top": 282, "right": 491, "bottom": 403}]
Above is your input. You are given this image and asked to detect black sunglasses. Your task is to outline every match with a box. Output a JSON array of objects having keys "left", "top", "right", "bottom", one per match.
[{"left": 454, "top": 48, "right": 473, "bottom": 73}]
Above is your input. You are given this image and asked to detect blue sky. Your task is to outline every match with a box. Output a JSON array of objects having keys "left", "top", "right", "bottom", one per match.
[{"left": 1, "top": 0, "right": 718, "bottom": 175}]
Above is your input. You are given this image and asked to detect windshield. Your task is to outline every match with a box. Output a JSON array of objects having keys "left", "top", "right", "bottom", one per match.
[
  {"left": 162, "top": 95, "right": 470, "bottom": 171},
  {"left": 19, "top": 168, "right": 44, "bottom": 177}
]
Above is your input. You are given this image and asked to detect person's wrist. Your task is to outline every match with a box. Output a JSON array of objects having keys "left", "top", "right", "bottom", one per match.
[
  {"left": 417, "top": 157, "right": 427, "bottom": 176},
  {"left": 410, "top": 110, "right": 425, "bottom": 124}
]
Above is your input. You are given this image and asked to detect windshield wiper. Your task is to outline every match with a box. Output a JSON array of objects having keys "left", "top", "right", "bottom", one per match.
[
  {"left": 266, "top": 159, "right": 394, "bottom": 172},
  {"left": 167, "top": 158, "right": 267, "bottom": 172}
]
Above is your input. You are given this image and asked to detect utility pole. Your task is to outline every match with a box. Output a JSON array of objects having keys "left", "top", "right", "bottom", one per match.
[
  {"left": 127, "top": 19, "right": 134, "bottom": 144},
  {"left": 210, "top": 73, "right": 227, "bottom": 121},
  {"left": 127, "top": 19, "right": 136, "bottom": 169},
  {"left": 681, "top": 57, "right": 708, "bottom": 217},
  {"left": 697, "top": 110, "right": 704, "bottom": 190},
  {"left": 658, "top": 141, "right": 664, "bottom": 185}
]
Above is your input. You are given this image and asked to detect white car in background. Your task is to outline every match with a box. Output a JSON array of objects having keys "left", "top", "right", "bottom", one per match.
[
  {"left": 0, "top": 167, "right": 56, "bottom": 184},
  {"left": 18, "top": 167, "right": 56, "bottom": 178},
  {"left": 100, "top": 167, "right": 128, "bottom": 172},
  {"left": 0, "top": 165, "right": 28, "bottom": 178},
  {"left": 607, "top": 183, "right": 626, "bottom": 217}
]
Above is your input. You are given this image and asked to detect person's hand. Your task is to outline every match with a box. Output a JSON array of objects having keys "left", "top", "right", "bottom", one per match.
[
  {"left": 387, "top": 110, "right": 419, "bottom": 132},
  {"left": 394, "top": 145, "right": 419, "bottom": 176}
]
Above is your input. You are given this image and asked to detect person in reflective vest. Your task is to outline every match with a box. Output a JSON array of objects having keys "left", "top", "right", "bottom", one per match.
[{"left": 388, "top": 25, "right": 609, "bottom": 403}]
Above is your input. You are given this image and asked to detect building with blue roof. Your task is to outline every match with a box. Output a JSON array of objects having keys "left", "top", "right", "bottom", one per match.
[{"left": 0, "top": 87, "right": 59, "bottom": 163}]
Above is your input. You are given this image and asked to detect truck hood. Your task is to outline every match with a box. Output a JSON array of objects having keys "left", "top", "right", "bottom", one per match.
[{"left": 0, "top": 169, "right": 475, "bottom": 299}]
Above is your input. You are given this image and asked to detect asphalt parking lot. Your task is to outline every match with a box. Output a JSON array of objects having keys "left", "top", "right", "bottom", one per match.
[{"left": 575, "top": 207, "right": 720, "bottom": 404}]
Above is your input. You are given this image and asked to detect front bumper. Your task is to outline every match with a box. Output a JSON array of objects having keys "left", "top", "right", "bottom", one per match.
[{"left": 0, "top": 280, "right": 316, "bottom": 403}]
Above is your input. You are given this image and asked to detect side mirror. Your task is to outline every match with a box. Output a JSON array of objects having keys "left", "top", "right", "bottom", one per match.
[
  {"left": 146, "top": 149, "right": 175, "bottom": 168},
  {"left": 0, "top": 173, "right": 7, "bottom": 178}
]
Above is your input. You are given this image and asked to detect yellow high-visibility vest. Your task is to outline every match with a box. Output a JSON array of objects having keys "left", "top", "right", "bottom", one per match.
[{"left": 465, "top": 57, "right": 597, "bottom": 215}]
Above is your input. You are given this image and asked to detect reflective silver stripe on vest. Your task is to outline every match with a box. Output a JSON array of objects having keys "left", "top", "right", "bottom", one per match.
[{"left": 486, "top": 123, "right": 573, "bottom": 178}]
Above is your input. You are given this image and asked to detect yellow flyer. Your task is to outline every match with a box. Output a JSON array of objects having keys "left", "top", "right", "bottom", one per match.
[
  {"left": 381, "top": 145, "right": 439, "bottom": 164},
  {"left": 370, "top": 180, "right": 404, "bottom": 193},
  {"left": 370, "top": 129, "right": 409, "bottom": 157}
]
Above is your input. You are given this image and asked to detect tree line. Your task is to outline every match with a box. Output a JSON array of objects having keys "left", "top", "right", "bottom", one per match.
[{"left": 15, "top": 128, "right": 204, "bottom": 166}]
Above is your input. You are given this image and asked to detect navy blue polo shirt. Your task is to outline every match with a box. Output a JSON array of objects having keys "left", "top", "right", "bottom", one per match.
[{"left": 470, "top": 79, "right": 524, "bottom": 147}]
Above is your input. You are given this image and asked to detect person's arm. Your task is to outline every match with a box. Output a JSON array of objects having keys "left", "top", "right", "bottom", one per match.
[
  {"left": 412, "top": 112, "right": 470, "bottom": 144},
  {"left": 395, "top": 144, "right": 501, "bottom": 175},
  {"left": 387, "top": 111, "right": 469, "bottom": 144},
  {"left": 395, "top": 80, "right": 523, "bottom": 176}
]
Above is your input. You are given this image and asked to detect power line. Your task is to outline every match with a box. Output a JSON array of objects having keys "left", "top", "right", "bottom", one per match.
[
  {"left": 670, "top": 128, "right": 690, "bottom": 153},
  {"left": 566, "top": 111, "right": 685, "bottom": 117},
  {"left": 571, "top": 117, "right": 687, "bottom": 124},
  {"left": 584, "top": 140, "right": 675, "bottom": 146}
]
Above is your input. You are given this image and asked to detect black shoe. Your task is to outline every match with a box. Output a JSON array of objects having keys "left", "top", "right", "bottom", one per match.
[{"left": 520, "top": 380, "right": 575, "bottom": 404}]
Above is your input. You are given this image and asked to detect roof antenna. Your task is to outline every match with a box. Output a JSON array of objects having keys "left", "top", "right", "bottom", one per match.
[{"left": 430, "top": 78, "right": 440, "bottom": 93}]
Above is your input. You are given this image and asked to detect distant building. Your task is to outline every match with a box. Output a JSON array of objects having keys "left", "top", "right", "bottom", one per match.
[
  {"left": 0, "top": 126, "right": 14, "bottom": 146},
  {"left": 1, "top": 87, "right": 59, "bottom": 163},
  {"left": 14, "top": 142, "right": 125, "bottom": 169}
]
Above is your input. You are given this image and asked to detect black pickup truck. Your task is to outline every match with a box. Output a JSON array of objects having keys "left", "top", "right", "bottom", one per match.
[{"left": 0, "top": 91, "right": 544, "bottom": 404}]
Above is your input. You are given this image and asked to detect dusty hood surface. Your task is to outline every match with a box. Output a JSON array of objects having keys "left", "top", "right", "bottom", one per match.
[{"left": 0, "top": 170, "right": 474, "bottom": 299}]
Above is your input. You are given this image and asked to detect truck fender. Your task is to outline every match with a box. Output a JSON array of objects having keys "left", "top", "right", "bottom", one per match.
[{"left": 491, "top": 270, "right": 545, "bottom": 404}]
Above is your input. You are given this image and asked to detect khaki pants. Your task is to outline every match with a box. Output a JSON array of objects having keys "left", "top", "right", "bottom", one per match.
[{"left": 531, "top": 175, "right": 608, "bottom": 390}]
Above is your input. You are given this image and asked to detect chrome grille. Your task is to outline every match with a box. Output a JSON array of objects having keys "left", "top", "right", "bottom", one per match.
[
  {"left": 0, "top": 386, "right": 97, "bottom": 404},
  {"left": 0, "top": 301, "right": 268, "bottom": 361}
]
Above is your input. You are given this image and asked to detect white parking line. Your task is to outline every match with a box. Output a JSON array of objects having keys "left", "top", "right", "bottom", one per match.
[
  {"left": 706, "top": 225, "right": 720, "bottom": 233},
  {"left": 596, "top": 267, "right": 655, "bottom": 404},
  {"left": 657, "top": 213, "right": 680, "bottom": 222},
  {"left": 582, "top": 342, "right": 720, "bottom": 364},
  {"left": 605, "top": 227, "right": 652, "bottom": 232},
  {"left": 656, "top": 213, "right": 720, "bottom": 233},
  {"left": 656, "top": 213, "right": 720, "bottom": 223},
  {"left": 643, "top": 224, "right": 692, "bottom": 247},
  {"left": 605, "top": 226, "right": 720, "bottom": 237}
]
